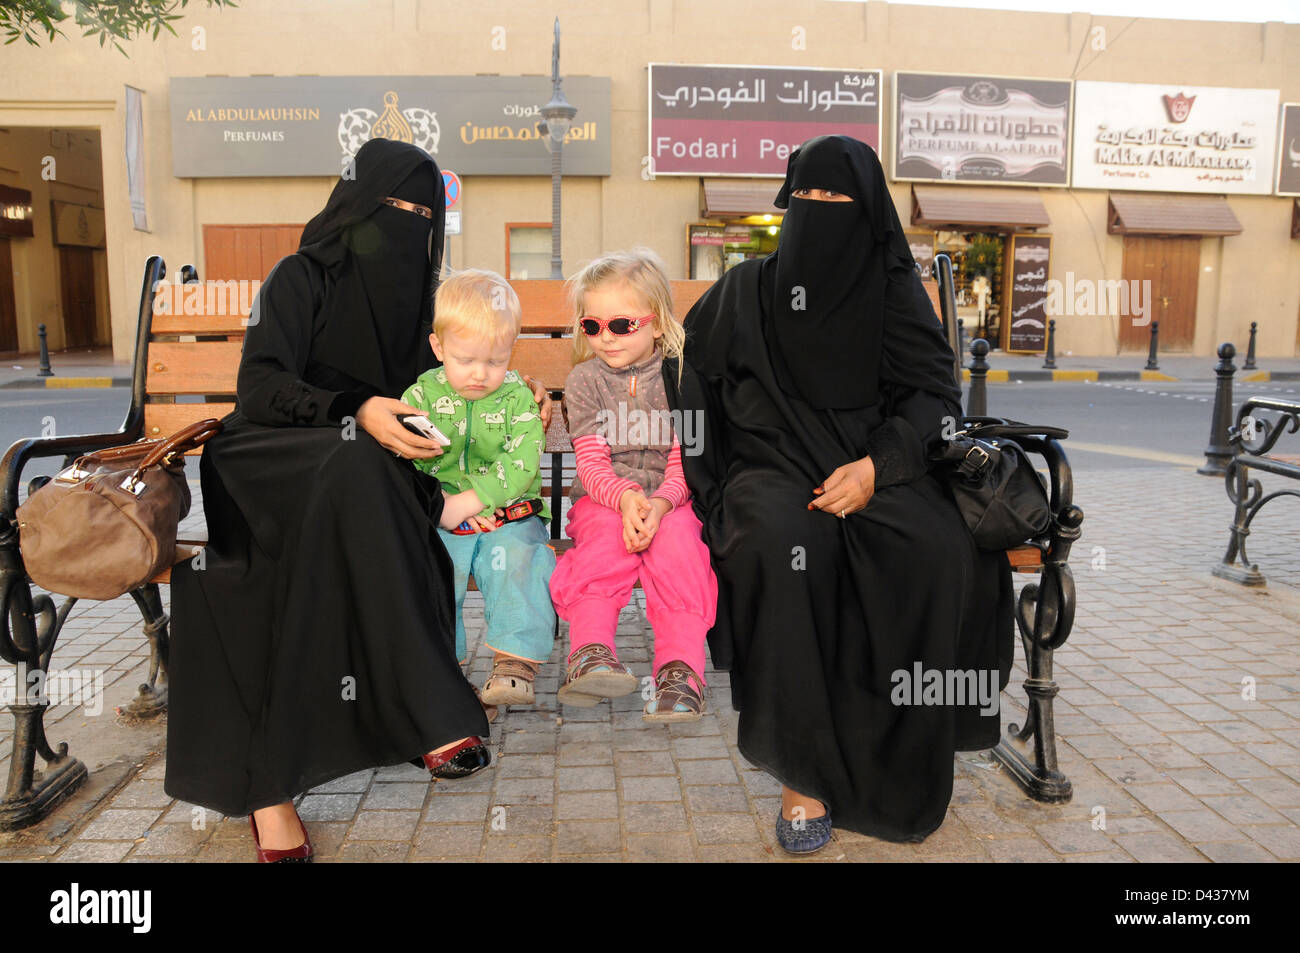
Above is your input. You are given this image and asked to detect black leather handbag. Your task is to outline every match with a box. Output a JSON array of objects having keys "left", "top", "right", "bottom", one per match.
[{"left": 930, "top": 419, "right": 1066, "bottom": 551}]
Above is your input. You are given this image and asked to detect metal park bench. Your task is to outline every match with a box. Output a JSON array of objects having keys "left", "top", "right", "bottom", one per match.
[
  {"left": 1213, "top": 396, "right": 1300, "bottom": 586},
  {"left": 0, "top": 252, "right": 1080, "bottom": 832}
]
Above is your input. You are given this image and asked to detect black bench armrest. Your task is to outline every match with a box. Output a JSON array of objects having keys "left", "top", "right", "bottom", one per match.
[{"left": 1, "top": 420, "right": 144, "bottom": 517}]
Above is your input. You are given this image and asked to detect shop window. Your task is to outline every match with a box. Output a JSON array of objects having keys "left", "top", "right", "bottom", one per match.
[
  {"left": 935, "top": 230, "right": 1007, "bottom": 346},
  {"left": 687, "top": 219, "right": 782, "bottom": 280},
  {"left": 507, "top": 223, "right": 552, "bottom": 280}
]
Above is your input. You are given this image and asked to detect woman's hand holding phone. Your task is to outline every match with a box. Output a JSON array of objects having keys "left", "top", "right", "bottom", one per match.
[{"left": 357, "top": 397, "right": 445, "bottom": 459}]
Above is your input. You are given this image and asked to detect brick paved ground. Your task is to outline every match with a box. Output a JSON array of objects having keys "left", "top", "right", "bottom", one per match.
[{"left": 1, "top": 460, "right": 1298, "bottom": 862}]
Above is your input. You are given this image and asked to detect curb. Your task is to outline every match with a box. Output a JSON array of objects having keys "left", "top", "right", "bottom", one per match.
[
  {"left": 960, "top": 368, "right": 1177, "bottom": 383},
  {"left": 1240, "top": 371, "right": 1300, "bottom": 382},
  {"left": 0, "top": 376, "right": 129, "bottom": 390}
]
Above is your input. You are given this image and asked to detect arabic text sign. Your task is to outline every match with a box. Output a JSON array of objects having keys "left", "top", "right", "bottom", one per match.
[
  {"left": 894, "top": 73, "right": 1071, "bottom": 186},
  {"left": 1072, "top": 81, "right": 1277, "bottom": 195},
  {"left": 170, "top": 76, "right": 611, "bottom": 177},
  {"left": 1005, "top": 234, "right": 1051, "bottom": 353},
  {"left": 1277, "top": 104, "right": 1300, "bottom": 196},
  {"left": 649, "top": 64, "right": 880, "bottom": 176}
]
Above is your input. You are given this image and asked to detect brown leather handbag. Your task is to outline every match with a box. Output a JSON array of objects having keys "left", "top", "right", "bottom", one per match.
[{"left": 15, "top": 419, "right": 223, "bottom": 599}]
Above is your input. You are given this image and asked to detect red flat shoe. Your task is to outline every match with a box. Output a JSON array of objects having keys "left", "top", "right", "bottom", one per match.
[
  {"left": 250, "top": 810, "right": 313, "bottom": 864},
  {"left": 421, "top": 736, "right": 490, "bottom": 780}
]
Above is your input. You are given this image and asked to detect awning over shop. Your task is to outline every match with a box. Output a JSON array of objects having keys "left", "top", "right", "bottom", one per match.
[
  {"left": 701, "top": 179, "right": 782, "bottom": 218},
  {"left": 1107, "top": 193, "right": 1242, "bottom": 236},
  {"left": 910, "top": 184, "right": 1049, "bottom": 230}
]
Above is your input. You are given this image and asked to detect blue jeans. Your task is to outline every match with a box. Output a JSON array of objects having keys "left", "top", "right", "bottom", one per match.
[{"left": 438, "top": 516, "right": 557, "bottom": 664}]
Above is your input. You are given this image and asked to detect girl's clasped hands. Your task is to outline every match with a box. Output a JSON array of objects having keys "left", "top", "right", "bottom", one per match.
[{"left": 619, "top": 488, "right": 671, "bottom": 553}]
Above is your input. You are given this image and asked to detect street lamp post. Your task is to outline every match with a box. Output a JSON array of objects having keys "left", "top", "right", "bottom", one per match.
[{"left": 538, "top": 17, "right": 577, "bottom": 279}]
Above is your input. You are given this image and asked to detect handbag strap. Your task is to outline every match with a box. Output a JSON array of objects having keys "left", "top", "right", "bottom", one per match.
[
  {"left": 960, "top": 416, "right": 1069, "bottom": 441},
  {"left": 136, "top": 418, "right": 224, "bottom": 470}
]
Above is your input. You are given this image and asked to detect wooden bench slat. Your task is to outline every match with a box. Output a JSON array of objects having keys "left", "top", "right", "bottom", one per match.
[
  {"left": 151, "top": 314, "right": 250, "bottom": 335},
  {"left": 1007, "top": 545, "right": 1044, "bottom": 572},
  {"left": 510, "top": 337, "right": 576, "bottom": 392},
  {"left": 144, "top": 403, "right": 236, "bottom": 451},
  {"left": 145, "top": 341, "right": 243, "bottom": 395}
]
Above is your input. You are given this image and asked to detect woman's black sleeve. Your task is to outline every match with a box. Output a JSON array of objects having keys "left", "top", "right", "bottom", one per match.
[
  {"left": 866, "top": 270, "right": 965, "bottom": 489},
  {"left": 663, "top": 354, "right": 728, "bottom": 545},
  {"left": 865, "top": 383, "right": 962, "bottom": 489},
  {"left": 236, "top": 256, "right": 370, "bottom": 427}
]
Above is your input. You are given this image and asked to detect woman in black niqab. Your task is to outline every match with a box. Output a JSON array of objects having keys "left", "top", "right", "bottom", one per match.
[
  {"left": 165, "top": 138, "right": 491, "bottom": 857},
  {"left": 663, "top": 135, "right": 1014, "bottom": 844}
]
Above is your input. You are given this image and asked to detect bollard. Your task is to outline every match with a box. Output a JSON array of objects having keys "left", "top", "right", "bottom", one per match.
[
  {"left": 1144, "top": 320, "right": 1160, "bottom": 371},
  {"left": 1043, "top": 318, "right": 1057, "bottom": 369},
  {"left": 1244, "top": 321, "right": 1257, "bottom": 370},
  {"left": 1197, "top": 342, "right": 1237, "bottom": 476},
  {"left": 967, "top": 337, "right": 990, "bottom": 417},
  {"left": 36, "top": 323, "right": 53, "bottom": 377}
]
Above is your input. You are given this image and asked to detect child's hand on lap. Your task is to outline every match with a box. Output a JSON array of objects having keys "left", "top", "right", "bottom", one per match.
[
  {"left": 630, "top": 497, "right": 671, "bottom": 552},
  {"left": 620, "top": 489, "right": 652, "bottom": 553}
]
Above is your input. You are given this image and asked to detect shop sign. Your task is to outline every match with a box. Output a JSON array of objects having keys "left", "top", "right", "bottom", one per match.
[
  {"left": 1004, "top": 234, "right": 1051, "bottom": 353},
  {"left": 0, "top": 186, "right": 34, "bottom": 238},
  {"left": 1276, "top": 103, "right": 1300, "bottom": 196},
  {"left": 649, "top": 64, "right": 880, "bottom": 176},
  {"left": 1072, "top": 80, "right": 1278, "bottom": 194},
  {"left": 893, "top": 72, "right": 1072, "bottom": 186},
  {"left": 170, "top": 76, "right": 611, "bottom": 177}
]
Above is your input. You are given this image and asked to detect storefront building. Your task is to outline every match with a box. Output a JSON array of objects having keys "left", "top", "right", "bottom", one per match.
[{"left": 1, "top": 0, "right": 1297, "bottom": 360}]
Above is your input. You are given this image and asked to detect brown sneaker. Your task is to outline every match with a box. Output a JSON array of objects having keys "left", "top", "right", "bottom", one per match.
[
  {"left": 480, "top": 656, "right": 538, "bottom": 707},
  {"left": 558, "top": 643, "right": 638, "bottom": 708},
  {"left": 642, "top": 660, "right": 706, "bottom": 723}
]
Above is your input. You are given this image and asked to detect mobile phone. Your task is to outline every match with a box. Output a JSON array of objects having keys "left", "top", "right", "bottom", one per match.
[{"left": 397, "top": 413, "right": 451, "bottom": 446}]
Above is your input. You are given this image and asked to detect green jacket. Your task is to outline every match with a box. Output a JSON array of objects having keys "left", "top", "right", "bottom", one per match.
[{"left": 401, "top": 368, "right": 550, "bottom": 522}]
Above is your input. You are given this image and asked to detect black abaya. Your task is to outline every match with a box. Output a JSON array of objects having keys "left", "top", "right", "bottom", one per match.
[
  {"left": 165, "top": 142, "right": 486, "bottom": 817},
  {"left": 664, "top": 262, "right": 1014, "bottom": 843}
]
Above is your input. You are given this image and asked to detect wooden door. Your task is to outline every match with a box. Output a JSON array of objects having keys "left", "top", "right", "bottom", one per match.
[
  {"left": 203, "top": 224, "right": 303, "bottom": 281},
  {"left": 1119, "top": 236, "right": 1200, "bottom": 352},
  {"left": 58, "top": 246, "right": 98, "bottom": 348},
  {"left": 0, "top": 239, "right": 17, "bottom": 352}
]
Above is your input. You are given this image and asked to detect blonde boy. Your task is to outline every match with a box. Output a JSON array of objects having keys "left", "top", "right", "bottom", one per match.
[{"left": 403, "top": 269, "right": 556, "bottom": 706}]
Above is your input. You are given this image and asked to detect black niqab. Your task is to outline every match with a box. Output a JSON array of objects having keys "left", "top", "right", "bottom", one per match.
[
  {"left": 298, "top": 138, "right": 446, "bottom": 396},
  {"left": 762, "top": 135, "right": 930, "bottom": 409}
]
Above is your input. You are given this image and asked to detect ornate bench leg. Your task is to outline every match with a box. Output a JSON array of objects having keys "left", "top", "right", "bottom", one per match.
[
  {"left": 994, "top": 600, "right": 1072, "bottom": 803},
  {"left": 126, "top": 584, "right": 169, "bottom": 717},
  {"left": 1212, "top": 459, "right": 1269, "bottom": 586},
  {"left": 0, "top": 525, "right": 87, "bottom": 830},
  {"left": 993, "top": 501, "right": 1083, "bottom": 804}
]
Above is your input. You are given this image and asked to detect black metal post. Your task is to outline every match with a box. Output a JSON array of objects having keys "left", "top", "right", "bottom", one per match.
[
  {"left": 180, "top": 264, "right": 199, "bottom": 284},
  {"left": 967, "top": 338, "right": 990, "bottom": 417},
  {"left": 956, "top": 318, "right": 967, "bottom": 370},
  {"left": 1144, "top": 320, "right": 1160, "bottom": 371},
  {"left": 36, "top": 324, "right": 53, "bottom": 377},
  {"left": 1198, "top": 342, "right": 1237, "bottom": 476},
  {"left": 1244, "top": 321, "right": 1258, "bottom": 370},
  {"left": 933, "top": 254, "right": 961, "bottom": 388},
  {"left": 1043, "top": 318, "right": 1057, "bottom": 369}
]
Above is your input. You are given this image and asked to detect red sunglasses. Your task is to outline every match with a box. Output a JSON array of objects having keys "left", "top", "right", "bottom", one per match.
[{"left": 579, "top": 314, "right": 654, "bottom": 336}]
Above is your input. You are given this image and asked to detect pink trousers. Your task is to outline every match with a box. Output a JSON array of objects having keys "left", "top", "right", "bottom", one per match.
[{"left": 549, "top": 495, "right": 718, "bottom": 680}]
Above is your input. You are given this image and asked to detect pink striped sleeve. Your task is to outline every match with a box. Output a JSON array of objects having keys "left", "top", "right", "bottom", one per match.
[
  {"left": 573, "top": 433, "right": 642, "bottom": 510},
  {"left": 651, "top": 437, "right": 690, "bottom": 510}
]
